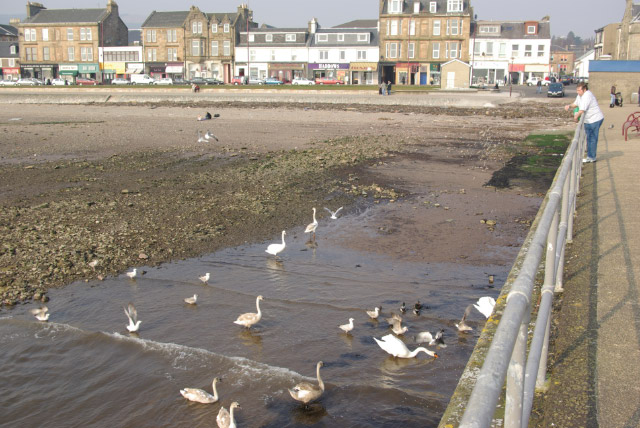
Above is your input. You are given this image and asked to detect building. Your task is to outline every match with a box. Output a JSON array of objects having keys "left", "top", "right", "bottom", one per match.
[
  {"left": 99, "top": 45, "right": 143, "bottom": 81},
  {"left": 441, "top": 58, "right": 470, "bottom": 88},
  {"left": 0, "top": 24, "right": 19, "bottom": 42},
  {"left": 573, "top": 49, "right": 594, "bottom": 79},
  {"left": 588, "top": 60, "right": 640, "bottom": 101},
  {"left": 595, "top": 23, "right": 622, "bottom": 59},
  {"left": 469, "top": 19, "right": 551, "bottom": 86},
  {"left": 0, "top": 41, "right": 20, "bottom": 81},
  {"left": 140, "top": 11, "right": 189, "bottom": 79},
  {"left": 550, "top": 45, "right": 575, "bottom": 77},
  {"left": 379, "top": 0, "right": 472, "bottom": 86},
  {"left": 16, "top": 0, "right": 128, "bottom": 82},
  {"left": 595, "top": 4, "right": 640, "bottom": 60}
]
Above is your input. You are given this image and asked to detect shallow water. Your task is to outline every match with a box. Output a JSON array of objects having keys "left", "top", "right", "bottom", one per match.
[{"left": 0, "top": 210, "right": 506, "bottom": 427}]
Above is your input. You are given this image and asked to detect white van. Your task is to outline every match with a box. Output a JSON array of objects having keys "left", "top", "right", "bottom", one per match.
[{"left": 130, "top": 74, "right": 155, "bottom": 85}]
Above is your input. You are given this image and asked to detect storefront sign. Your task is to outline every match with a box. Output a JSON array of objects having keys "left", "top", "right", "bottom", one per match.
[
  {"left": 308, "top": 63, "right": 349, "bottom": 70},
  {"left": 269, "top": 63, "right": 305, "bottom": 71},
  {"left": 349, "top": 62, "right": 377, "bottom": 71},
  {"left": 165, "top": 65, "right": 184, "bottom": 73},
  {"left": 149, "top": 65, "right": 166, "bottom": 73},
  {"left": 102, "top": 62, "right": 126, "bottom": 74},
  {"left": 430, "top": 63, "right": 441, "bottom": 72},
  {"left": 2, "top": 68, "right": 20, "bottom": 75},
  {"left": 21, "top": 63, "right": 55, "bottom": 70},
  {"left": 78, "top": 63, "right": 99, "bottom": 73}
]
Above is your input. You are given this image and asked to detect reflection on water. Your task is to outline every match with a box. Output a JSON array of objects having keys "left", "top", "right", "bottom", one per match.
[{"left": 0, "top": 211, "right": 509, "bottom": 427}]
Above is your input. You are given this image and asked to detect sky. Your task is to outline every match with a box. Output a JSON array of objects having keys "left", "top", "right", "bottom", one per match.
[{"left": 1, "top": 0, "right": 625, "bottom": 39}]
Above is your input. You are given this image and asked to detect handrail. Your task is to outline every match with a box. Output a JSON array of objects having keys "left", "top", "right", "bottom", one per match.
[{"left": 456, "top": 117, "right": 586, "bottom": 428}]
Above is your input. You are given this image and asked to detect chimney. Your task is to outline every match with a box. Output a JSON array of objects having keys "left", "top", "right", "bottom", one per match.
[
  {"left": 26, "top": 2, "right": 46, "bottom": 18},
  {"left": 107, "top": 0, "right": 118, "bottom": 14},
  {"left": 308, "top": 17, "right": 318, "bottom": 34},
  {"left": 10, "top": 18, "right": 21, "bottom": 25}
]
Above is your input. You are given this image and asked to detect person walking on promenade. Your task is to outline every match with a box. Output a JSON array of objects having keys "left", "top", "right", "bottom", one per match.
[
  {"left": 387, "top": 81, "right": 392, "bottom": 95},
  {"left": 379, "top": 81, "right": 386, "bottom": 95},
  {"left": 610, "top": 84, "right": 616, "bottom": 107},
  {"left": 565, "top": 82, "right": 604, "bottom": 163},
  {"left": 536, "top": 79, "right": 542, "bottom": 94}
]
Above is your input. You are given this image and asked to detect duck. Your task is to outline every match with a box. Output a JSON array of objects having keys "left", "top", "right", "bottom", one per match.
[
  {"left": 374, "top": 334, "right": 439, "bottom": 359},
  {"left": 399, "top": 302, "right": 407, "bottom": 314},
  {"left": 265, "top": 230, "right": 286, "bottom": 257},
  {"left": 323, "top": 206, "right": 343, "bottom": 219},
  {"left": 180, "top": 377, "right": 221, "bottom": 404},
  {"left": 415, "top": 329, "right": 445, "bottom": 346},
  {"left": 234, "top": 295, "right": 264, "bottom": 328},
  {"left": 126, "top": 268, "right": 137, "bottom": 279},
  {"left": 199, "top": 272, "right": 210, "bottom": 284},
  {"left": 455, "top": 304, "right": 474, "bottom": 332},
  {"left": 304, "top": 207, "right": 318, "bottom": 241},
  {"left": 366, "top": 306, "right": 381, "bottom": 319},
  {"left": 204, "top": 130, "right": 218, "bottom": 142},
  {"left": 217, "top": 401, "right": 240, "bottom": 428},
  {"left": 289, "top": 361, "right": 325, "bottom": 404},
  {"left": 124, "top": 302, "right": 141, "bottom": 332},
  {"left": 30, "top": 306, "right": 49, "bottom": 322},
  {"left": 339, "top": 318, "right": 355, "bottom": 333},
  {"left": 184, "top": 294, "right": 198, "bottom": 305},
  {"left": 474, "top": 296, "right": 496, "bottom": 319}
]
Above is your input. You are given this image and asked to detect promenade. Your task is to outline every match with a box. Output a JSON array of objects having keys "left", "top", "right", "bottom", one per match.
[{"left": 532, "top": 104, "right": 640, "bottom": 427}]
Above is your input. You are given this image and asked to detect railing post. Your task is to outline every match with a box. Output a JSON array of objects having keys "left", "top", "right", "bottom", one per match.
[{"left": 505, "top": 304, "right": 530, "bottom": 428}]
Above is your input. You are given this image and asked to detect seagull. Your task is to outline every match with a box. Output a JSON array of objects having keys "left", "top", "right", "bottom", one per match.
[
  {"left": 88, "top": 259, "right": 99, "bottom": 270},
  {"left": 474, "top": 296, "right": 496, "bottom": 319},
  {"left": 30, "top": 306, "right": 49, "bottom": 322},
  {"left": 184, "top": 294, "right": 198, "bottom": 305},
  {"left": 265, "top": 230, "right": 286, "bottom": 257},
  {"left": 289, "top": 361, "right": 325, "bottom": 405},
  {"left": 126, "top": 268, "right": 137, "bottom": 279},
  {"left": 234, "top": 295, "right": 264, "bottom": 328},
  {"left": 374, "top": 334, "right": 439, "bottom": 359},
  {"left": 124, "top": 302, "right": 141, "bottom": 332},
  {"left": 390, "top": 318, "right": 408, "bottom": 335},
  {"left": 204, "top": 130, "right": 218, "bottom": 142},
  {"left": 180, "top": 377, "right": 220, "bottom": 404},
  {"left": 217, "top": 401, "right": 240, "bottom": 428},
  {"left": 304, "top": 207, "right": 318, "bottom": 241},
  {"left": 339, "top": 317, "right": 355, "bottom": 333},
  {"left": 324, "top": 206, "right": 343, "bottom": 219},
  {"left": 366, "top": 306, "right": 381, "bottom": 319},
  {"left": 415, "top": 329, "right": 446, "bottom": 347},
  {"left": 455, "top": 304, "right": 474, "bottom": 332},
  {"left": 199, "top": 273, "right": 210, "bottom": 284},
  {"left": 197, "top": 130, "right": 207, "bottom": 143},
  {"left": 608, "top": 124, "right": 614, "bottom": 129}
]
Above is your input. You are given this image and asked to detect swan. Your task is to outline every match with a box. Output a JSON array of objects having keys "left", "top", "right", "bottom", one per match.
[
  {"left": 204, "top": 130, "right": 218, "bottom": 142},
  {"left": 180, "top": 377, "right": 221, "bottom": 404},
  {"left": 339, "top": 318, "right": 354, "bottom": 333},
  {"left": 234, "top": 295, "right": 264, "bottom": 328},
  {"left": 197, "top": 130, "right": 207, "bottom": 143},
  {"left": 474, "top": 296, "right": 496, "bottom": 319},
  {"left": 455, "top": 304, "right": 473, "bottom": 332},
  {"left": 126, "top": 268, "right": 137, "bottom": 279},
  {"left": 199, "top": 272, "right": 210, "bottom": 284},
  {"left": 304, "top": 207, "right": 318, "bottom": 240},
  {"left": 217, "top": 401, "right": 240, "bottom": 428},
  {"left": 184, "top": 294, "right": 198, "bottom": 305},
  {"left": 289, "top": 361, "right": 325, "bottom": 404},
  {"left": 366, "top": 306, "right": 381, "bottom": 319},
  {"left": 265, "top": 230, "right": 286, "bottom": 257},
  {"left": 415, "top": 329, "right": 445, "bottom": 346},
  {"left": 30, "top": 306, "right": 49, "bottom": 322},
  {"left": 124, "top": 302, "right": 141, "bottom": 332},
  {"left": 323, "top": 206, "right": 343, "bottom": 219},
  {"left": 374, "top": 334, "right": 439, "bottom": 359}
]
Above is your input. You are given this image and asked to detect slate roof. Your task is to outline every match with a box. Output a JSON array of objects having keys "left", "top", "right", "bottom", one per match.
[
  {"left": 238, "top": 28, "right": 309, "bottom": 47},
  {"left": 332, "top": 20, "right": 378, "bottom": 29},
  {"left": 309, "top": 29, "right": 379, "bottom": 48},
  {"left": 0, "top": 24, "right": 18, "bottom": 37},
  {"left": 381, "top": 0, "right": 471, "bottom": 15},
  {"left": 141, "top": 11, "right": 189, "bottom": 28},
  {"left": 23, "top": 8, "right": 108, "bottom": 24},
  {"left": 590, "top": 60, "right": 640, "bottom": 72},
  {"left": 207, "top": 13, "right": 238, "bottom": 23},
  {"left": 0, "top": 41, "right": 19, "bottom": 58},
  {"left": 474, "top": 20, "right": 551, "bottom": 40},
  {"left": 128, "top": 29, "right": 141, "bottom": 44}
]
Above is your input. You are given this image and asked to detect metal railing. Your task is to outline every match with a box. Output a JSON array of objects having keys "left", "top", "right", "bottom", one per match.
[{"left": 457, "top": 118, "right": 586, "bottom": 428}]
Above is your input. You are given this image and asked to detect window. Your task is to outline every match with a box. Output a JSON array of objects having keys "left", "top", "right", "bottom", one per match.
[
  {"left": 286, "top": 33, "right": 296, "bottom": 41},
  {"left": 486, "top": 42, "right": 493, "bottom": 56},
  {"left": 414, "top": 2, "right": 420, "bottom": 13},
  {"left": 26, "top": 47, "right": 37, "bottom": 61},
  {"left": 9, "top": 58, "right": 15, "bottom": 67},
  {"left": 447, "top": 42, "right": 458, "bottom": 58},
  {"left": 319, "top": 50, "right": 328, "bottom": 60},
  {"left": 86, "top": 29, "right": 92, "bottom": 41},
  {"left": 271, "top": 50, "right": 276, "bottom": 61},
  {"left": 223, "top": 41, "right": 230, "bottom": 56},
  {"left": 338, "top": 34, "right": 344, "bottom": 42},
  {"left": 340, "top": 50, "right": 346, "bottom": 60},
  {"left": 433, "top": 20, "right": 441, "bottom": 36},
  {"left": 390, "top": 20, "right": 398, "bottom": 35},
  {"left": 408, "top": 42, "right": 415, "bottom": 59},
  {"left": 409, "top": 20, "right": 416, "bottom": 36},
  {"left": 317, "top": 34, "right": 328, "bottom": 42},
  {"left": 167, "top": 29, "right": 177, "bottom": 42},
  {"left": 537, "top": 45, "right": 545, "bottom": 57},
  {"left": 389, "top": 0, "right": 402, "bottom": 13},
  {"left": 266, "top": 34, "right": 273, "bottom": 42},
  {"left": 67, "top": 28, "right": 73, "bottom": 40},
  {"left": 474, "top": 41, "right": 481, "bottom": 56},
  {"left": 499, "top": 43, "right": 506, "bottom": 57},
  {"left": 357, "top": 50, "right": 367, "bottom": 60},
  {"left": 42, "top": 46, "right": 49, "bottom": 61},
  {"left": 211, "top": 24, "right": 217, "bottom": 33},
  {"left": 430, "top": 2, "right": 437, "bottom": 13},
  {"left": 447, "top": 0, "right": 463, "bottom": 12},
  {"left": 168, "top": 48, "right": 177, "bottom": 61},
  {"left": 357, "top": 33, "right": 369, "bottom": 42},
  {"left": 250, "top": 49, "right": 256, "bottom": 61},
  {"left": 432, "top": 42, "right": 440, "bottom": 59},
  {"left": 448, "top": 19, "right": 459, "bottom": 35},
  {"left": 525, "top": 44, "right": 532, "bottom": 57},
  {"left": 479, "top": 26, "right": 499, "bottom": 34},
  {"left": 68, "top": 46, "right": 74, "bottom": 61},
  {"left": 146, "top": 30, "right": 156, "bottom": 43},
  {"left": 527, "top": 25, "right": 536, "bottom": 34},
  {"left": 512, "top": 44, "right": 519, "bottom": 56},
  {"left": 192, "top": 22, "right": 202, "bottom": 34},
  {"left": 42, "top": 28, "right": 48, "bottom": 41},
  {"left": 224, "top": 23, "right": 230, "bottom": 33},
  {"left": 147, "top": 48, "right": 156, "bottom": 61},
  {"left": 248, "top": 34, "right": 254, "bottom": 42},
  {"left": 10, "top": 45, "right": 16, "bottom": 55},
  {"left": 26, "top": 28, "right": 36, "bottom": 41},
  {"left": 211, "top": 41, "right": 218, "bottom": 56},
  {"left": 81, "top": 28, "right": 86, "bottom": 40},
  {"left": 387, "top": 42, "right": 398, "bottom": 58},
  {"left": 81, "top": 47, "right": 87, "bottom": 61}
]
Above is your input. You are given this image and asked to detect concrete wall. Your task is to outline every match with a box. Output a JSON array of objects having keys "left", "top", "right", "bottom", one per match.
[
  {"left": 589, "top": 71, "right": 640, "bottom": 104},
  {"left": 441, "top": 60, "right": 470, "bottom": 89}
]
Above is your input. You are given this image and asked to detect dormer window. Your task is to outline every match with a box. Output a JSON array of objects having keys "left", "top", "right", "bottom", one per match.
[
  {"left": 286, "top": 34, "right": 296, "bottom": 41},
  {"left": 527, "top": 25, "right": 537, "bottom": 34},
  {"left": 211, "top": 23, "right": 217, "bottom": 33},
  {"left": 248, "top": 34, "right": 254, "bottom": 42},
  {"left": 479, "top": 26, "right": 499, "bottom": 34},
  {"left": 266, "top": 33, "right": 273, "bottom": 42},
  {"left": 337, "top": 34, "right": 344, "bottom": 42},
  {"left": 389, "top": 0, "right": 402, "bottom": 13},
  {"left": 447, "top": 0, "right": 463, "bottom": 12},
  {"left": 430, "top": 2, "right": 437, "bottom": 13},
  {"left": 224, "top": 23, "right": 230, "bottom": 33},
  {"left": 317, "top": 34, "right": 328, "bottom": 42},
  {"left": 358, "top": 33, "right": 369, "bottom": 42},
  {"left": 414, "top": 2, "right": 420, "bottom": 13}
]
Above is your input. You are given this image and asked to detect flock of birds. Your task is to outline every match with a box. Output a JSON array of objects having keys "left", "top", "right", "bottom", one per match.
[
  {"left": 196, "top": 112, "right": 220, "bottom": 143},
  {"left": 27, "top": 205, "right": 498, "bottom": 425}
]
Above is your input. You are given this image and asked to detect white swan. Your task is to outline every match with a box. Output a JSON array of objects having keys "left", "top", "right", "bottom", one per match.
[
  {"left": 184, "top": 294, "right": 198, "bottom": 305},
  {"left": 366, "top": 306, "right": 381, "bottom": 319},
  {"left": 124, "top": 302, "right": 141, "bottom": 332},
  {"left": 289, "top": 361, "right": 325, "bottom": 404},
  {"left": 126, "top": 268, "right": 137, "bottom": 279},
  {"left": 199, "top": 272, "right": 210, "bottom": 284},
  {"left": 374, "top": 334, "right": 439, "bottom": 359},
  {"left": 323, "top": 206, "right": 343, "bottom": 219},
  {"left": 217, "top": 401, "right": 240, "bottom": 428},
  {"left": 234, "top": 295, "right": 264, "bottom": 328},
  {"left": 30, "top": 306, "right": 49, "bottom": 322},
  {"left": 204, "top": 130, "right": 218, "bottom": 142},
  {"left": 339, "top": 317, "right": 354, "bottom": 333},
  {"left": 180, "top": 376, "right": 220, "bottom": 404},
  {"left": 304, "top": 207, "right": 318, "bottom": 240},
  {"left": 474, "top": 296, "right": 496, "bottom": 319},
  {"left": 455, "top": 304, "right": 473, "bottom": 332},
  {"left": 265, "top": 230, "right": 286, "bottom": 257},
  {"left": 197, "top": 130, "right": 207, "bottom": 143}
]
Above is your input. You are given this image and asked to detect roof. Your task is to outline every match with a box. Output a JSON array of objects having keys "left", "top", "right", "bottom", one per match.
[
  {"left": 207, "top": 13, "right": 238, "bottom": 23},
  {"left": 141, "top": 11, "right": 189, "bottom": 28},
  {"left": 381, "top": 0, "right": 470, "bottom": 15},
  {"left": 0, "top": 24, "right": 18, "bottom": 37},
  {"left": 0, "top": 41, "right": 19, "bottom": 58},
  {"left": 474, "top": 20, "right": 551, "bottom": 39},
  {"left": 442, "top": 58, "right": 471, "bottom": 68},
  {"left": 309, "top": 28, "right": 379, "bottom": 48},
  {"left": 589, "top": 60, "right": 640, "bottom": 72},
  {"left": 332, "top": 19, "right": 378, "bottom": 28},
  {"left": 23, "top": 8, "right": 109, "bottom": 24},
  {"left": 576, "top": 49, "right": 595, "bottom": 62},
  {"left": 128, "top": 29, "right": 141, "bottom": 44}
]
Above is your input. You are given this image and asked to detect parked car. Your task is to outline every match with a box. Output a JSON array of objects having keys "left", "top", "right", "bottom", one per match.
[
  {"left": 76, "top": 77, "right": 99, "bottom": 85},
  {"left": 16, "top": 77, "right": 42, "bottom": 86},
  {"left": 172, "top": 77, "right": 189, "bottom": 85},
  {"left": 291, "top": 77, "right": 315, "bottom": 85},
  {"left": 130, "top": 74, "right": 155, "bottom": 85},
  {"left": 315, "top": 77, "right": 344, "bottom": 85},
  {"left": 189, "top": 77, "right": 208, "bottom": 86},
  {"left": 153, "top": 77, "right": 173, "bottom": 85},
  {"left": 51, "top": 78, "right": 67, "bottom": 86},
  {"left": 560, "top": 76, "right": 573, "bottom": 86},
  {"left": 526, "top": 77, "right": 549, "bottom": 86},
  {"left": 547, "top": 82, "right": 565, "bottom": 98},
  {"left": 111, "top": 77, "right": 131, "bottom": 85},
  {"left": 0, "top": 79, "right": 17, "bottom": 86},
  {"left": 231, "top": 76, "right": 247, "bottom": 85},
  {"left": 247, "top": 77, "right": 265, "bottom": 85},
  {"left": 264, "top": 77, "right": 284, "bottom": 85},
  {"left": 204, "top": 77, "right": 224, "bottom": 85}
]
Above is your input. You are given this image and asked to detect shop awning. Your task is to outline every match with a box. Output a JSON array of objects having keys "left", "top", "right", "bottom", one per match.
[
  {"left": 126, "top": 63, "right": 143, "bottom": 74},
  {"left": 59, "top": 70, "right": 78, "bottom": 76},
  {"left": 350, "top": 62, "right": 377, "bottom": 71},
  {"left": 165, "top": 65, "right": 183, "bottom": 73},
  {"left": 525, "top": 64, "right": 549, "bottom": 72}
]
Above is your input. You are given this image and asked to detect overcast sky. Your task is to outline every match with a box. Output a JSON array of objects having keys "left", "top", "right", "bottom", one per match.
[{"left": 2, "top": 0, "right": 625, "bottom": 39}]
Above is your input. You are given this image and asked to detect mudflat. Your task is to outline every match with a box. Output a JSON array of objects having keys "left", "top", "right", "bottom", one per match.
[{"left": 0, "top": 101, "right": 573, "bottom": 306}]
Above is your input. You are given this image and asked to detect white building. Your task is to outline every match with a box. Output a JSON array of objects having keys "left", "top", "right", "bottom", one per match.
[
  {"left": 574, "top": 49, "right": 595, "bottom": 78},
  {"left": 99, "top": 45, "right": 143, "bottom": 82},
  {"left": 469, "top": 19, "right": 551, "bottom": 86}
]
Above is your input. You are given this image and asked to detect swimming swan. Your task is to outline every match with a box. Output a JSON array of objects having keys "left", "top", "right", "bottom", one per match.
[
  {"left": 217, "top": 401, "right": 240, "bottom": 428},
  {"left": 266, "top": 230, "right": 286, "bottom": 257},
  {"left": 180, "top": 377, "right": 221, "bottom": 404},
  {"left": 289, "top": 361, "right": 325, "bottom": 404},
  {"left": 234, "top": 295, "right": 264, "bottom": 328},
  {"left": 374, "top": 334, "right": 438, "bottom": 359}
]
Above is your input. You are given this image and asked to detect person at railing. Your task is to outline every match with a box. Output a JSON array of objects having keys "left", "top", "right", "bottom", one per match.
[{"left": 564, "top": 82, "right": 604, "bottom": 163}]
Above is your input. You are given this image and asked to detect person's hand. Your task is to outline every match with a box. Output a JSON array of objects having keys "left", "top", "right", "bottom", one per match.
[{"left": 564, "top": 104, "right": 570, "bottom": 111}]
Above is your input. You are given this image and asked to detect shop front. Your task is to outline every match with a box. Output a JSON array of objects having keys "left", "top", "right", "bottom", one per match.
[
  {"left": 126, "top": 63, "right": 143, "bottom": 75},
  {"left": 395, "top": 62, "right": 420, "bottom": 85},
  {"left": 524, "top": 64, "right": 549, "bottom": 82},
  {"left": 101, "top": 62, "right": 126, "bottom": 82},
  {"left": 268, "top": 63, "right": 305, "bottom": 83},
  {"left": 1, "top": 67, "right": 20, "bottom": 81},
  {"left": 58, "top": 64, "right": 78, "bottom": 83},
  {"left": 309, "top": 63, "right": 349, "bottom": 83},
  {"left": 471, "top": 60, "right": 507, "bottom": 86},
  {"left": 165, "top": 62, "right": 184, "bottom": 79},
  {"left": 78, "top": 63, "right": 99, "bottom": 80},
  {"left": 21, "top": 63, "right": 57, "bottom": 81},
  {"left": 508, "top": 63, "right": 525, "bottom": 84},
  {"left": 148, "top": 63, "right": 166, "bottom": 78},
  {"left": 429, "top": 63, "right": 441, "bottom": 86},
  {"left": 349, "top": 62, "right": 377, "bottom": 85}
]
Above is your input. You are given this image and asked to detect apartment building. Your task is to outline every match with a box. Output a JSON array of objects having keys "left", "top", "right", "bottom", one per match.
[
  {"left": 0, "top": 41, "right": 20, "bottom": 81},
  {"left": 0, "top": 24, "right": 19, "bottom": 42},
  {"left": 379, "top": 0, "right": 472, "bottom": 85},
  {"left": 16, "top": 0, "right": 128, "bottom": 81},
  {"left": 595, "top": 4, "right": 640, "bottom": 60},
  {"left": 140, "top": 11, "right": 188, "bottom": 79},
  {"left": 549, "top": 46, "right": 575, "bottom": 77}
]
